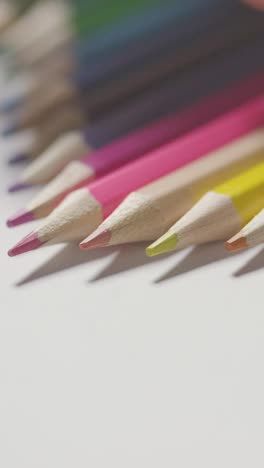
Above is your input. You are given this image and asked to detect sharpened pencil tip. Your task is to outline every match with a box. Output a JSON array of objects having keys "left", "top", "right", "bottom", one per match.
[
  {"left": 8, "top": 153, "right": 28, "bottom": 164},
  {"left": 8, "top": 231, "right": 42, "bottom": 257},
  {"left": 146, "top": 232, "right": 178, "bottom": 257},
  {"left": 6, "top": 209, "right": 34, "bottom": 227},
  {"left": 80, "top": 228, "right": 111, "bottom": 250},
  {"left": 225, "top": 233, "right": 248, "bottom": 252},
  {"left": 0, "top": 97, "right": 22, "bottom": 113},
  {"left": 8, "top": 181, "right": 31, "bottom": 193},
  {"left": 1, "top": 123, "right": 17, "bottom": 137}
]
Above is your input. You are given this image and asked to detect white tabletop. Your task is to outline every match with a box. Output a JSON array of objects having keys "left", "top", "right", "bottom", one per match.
[{"left": 1, "top": 66, "right": 264, "bottom": 468}]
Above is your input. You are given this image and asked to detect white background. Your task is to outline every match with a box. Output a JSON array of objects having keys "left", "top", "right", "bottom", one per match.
[{"left": 1, "top": 67, "right": 264, "bottom": 467}]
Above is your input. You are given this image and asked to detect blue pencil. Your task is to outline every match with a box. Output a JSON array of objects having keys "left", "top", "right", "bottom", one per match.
[
  {"left": 7, "top": 35, "right": 264, "bottom": 164},
  {"left": 0, "top": 0, "right": 237, "bottom": 112},
  {"left": 2, "top": 2, "right": 263, "bottom": 136}
]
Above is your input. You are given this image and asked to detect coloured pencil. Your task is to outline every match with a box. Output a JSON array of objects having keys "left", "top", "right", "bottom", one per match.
[
  {"left": 80, "top": 128, "right": 264, "bottom": 250},
  {"left": 7, "top": 95, "right": 264, "bottom": 254},
  {"left": 147, "top": 162, "right": 264, "bottom": 257},
  {"left": 2, "top": 79, "right": 78, "bottom": 135},
  {"left": 0, "top": 1, "right": 16, "bottom": 33},
  {"left": 0, "top": 52, "right": 77, "bottom": 114},
  {"left": 5, "top": 34, "right": 264, "bottom": 163},
  {"left": 4, "top": 0, "right": 226, "bottom": 68},
  {"left": 70, "top": 0, "right": 166, "bottom": 39},
  {"left": 3, "top": 6, "right": 264, "bottom": 135},
  {"left": 8, "top": 105, "right": 85, "bottom": 165},
  {"left": 3, "top": 0, "right": 127, "bottom": 61},
  {"left": 10, "top": 0, "right": 36, "bottom": 11},
  {"left": 246, "top": 0, "right": 264, "bottom": 10},
  {"left": 8, "top": 70, "right": 264, "bottom": 189},
  {"left": 0, "top": 4, "right": 187, "bottom": 111},
  {"left": 2, "top": 1, "right": 71, "bottom": 61},
  {"left": 8, "top": 131, "right": 93, "bottom": 189},
  {"left": 1, "top": 0, "right": 188, "bottom": 95},
  {"left": 14, "top": 1, "right": 262, "bottom": 95},
  {"left": 225, "top": 209, "right": 264, "bottom": 252},
  {"left": 3, "top": 1, "right": 201, "bottom": 73},
  {"left": 1, "top": 0, "right": 224, "bottom": 111}
]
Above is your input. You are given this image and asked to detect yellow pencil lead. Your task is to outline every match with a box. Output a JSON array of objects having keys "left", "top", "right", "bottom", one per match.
[{"left": 146, "top": 232, "right": 178, "bottom": 257}]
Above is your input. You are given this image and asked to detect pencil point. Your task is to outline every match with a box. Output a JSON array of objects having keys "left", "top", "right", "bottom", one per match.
[
  {"left": 0, "top": 97, "right": 22, "bottom": 113},
  {"left": 7, "top": 181, "right": 31, "bottom": 193},
  {"left": 8, "top": 231, "right": 43, "bottom": 257},
  {"left": 225, "top": 233, "right": 248, "bottom": 252},
  {"left": 8, "top": 153, "right": 28, "bottom": 164},
  {"left": 146, "top": 232, "right": 178, "bottom": 257},
  {"left": 80, "top": 228, "right": 111, "bottom": 250},
  {"left": 1, "top": 123, "right": 17, "bottom": 137},
  {"left": 6, "top": 209, "right": 34, "bottom": 227}
]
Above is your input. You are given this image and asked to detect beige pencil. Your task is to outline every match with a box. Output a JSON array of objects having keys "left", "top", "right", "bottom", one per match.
[
  {"left": 226, "top": 209, "right": 264, "bottom": 251},
  {"left": 80, "top": 128, "right": 264, "bottom": 249}
]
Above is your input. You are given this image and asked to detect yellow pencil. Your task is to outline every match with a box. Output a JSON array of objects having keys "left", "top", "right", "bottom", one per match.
[{"left": 147, "top": 160, "right": 264, "bottom": 256}]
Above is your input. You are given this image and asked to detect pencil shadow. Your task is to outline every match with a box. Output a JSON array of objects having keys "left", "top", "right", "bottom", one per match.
[
  {"left": 154, "top": 242, "right": 240, "bottom": 284},
  {"left": 88, "top": 243, "right": 174, "bottom": 282},
  {"left": 233, "top": 247, "right": 264, "bottom": 277},
  {"left": 15, "top": 244, "right": 118, "bottom": 286}
]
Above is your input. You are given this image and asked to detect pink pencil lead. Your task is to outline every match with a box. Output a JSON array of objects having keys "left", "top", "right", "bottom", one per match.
[
  {"left": 8, "top": 232, "right": 43, "bottom": 257},
  {"left": 6, "top": 209, "right": 35, "bottom": 228},
  {"left": 80, "top": 228, "right": 111, "bottom": 250}
]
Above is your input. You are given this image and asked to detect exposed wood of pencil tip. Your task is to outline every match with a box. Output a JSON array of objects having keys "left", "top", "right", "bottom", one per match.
[{"left": 13, "top": 131, "right": 91, "bottom": 186}]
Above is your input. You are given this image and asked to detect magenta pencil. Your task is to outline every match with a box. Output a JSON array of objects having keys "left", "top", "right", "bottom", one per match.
[
  {"left": 8, "top": 92, "right": 264, "bottom": 257},
  {"left": 7, "top": 71, "right": 264, "bottom": 227},
  {"left": 56, "top": 69, "right": 264, "bottom": 181}
]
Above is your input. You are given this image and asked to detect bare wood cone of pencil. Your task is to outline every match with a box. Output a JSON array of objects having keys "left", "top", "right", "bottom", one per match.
[{"left": 146, "top": 161, "right": 264, "bottom": 257}]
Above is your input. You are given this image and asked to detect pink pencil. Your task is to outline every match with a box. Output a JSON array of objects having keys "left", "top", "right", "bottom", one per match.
[
  {"left": 7, "top": 70, "right": 264, "bottom": 227},
  {"left": 8, "top": 92, "right": 264, "bottom": 257}
]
